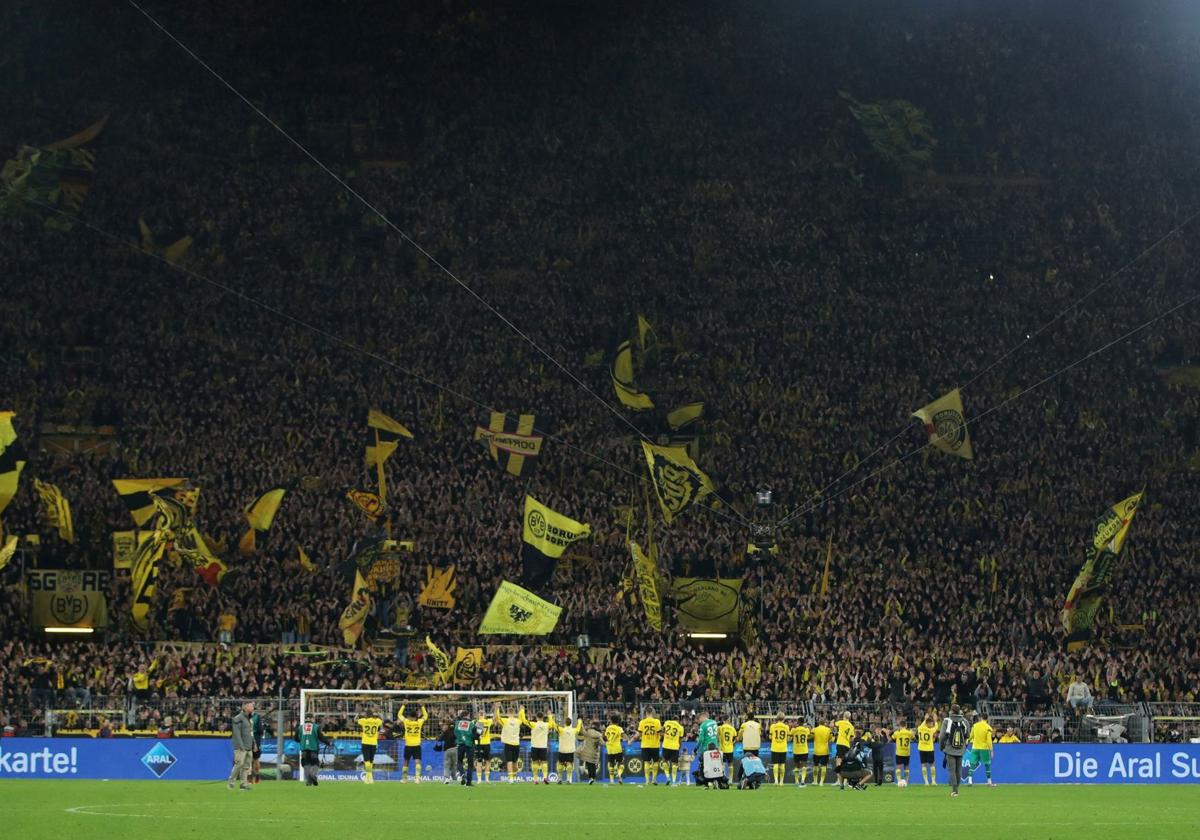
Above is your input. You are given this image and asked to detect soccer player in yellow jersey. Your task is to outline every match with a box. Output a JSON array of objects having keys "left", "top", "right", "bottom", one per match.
[
  {"left": 717, "top": 717, "right": 737, "bottom": 782},
  {"left": 357, "top": 710, "right": 383, "bottom": 784},
  {"left": 475, "top": 714, "right": 495, "bottom": 783},
  {"left": 891, "top": 723, "right": 915, "bottom": 785},
  {"left": 917, "top": 713, "right": 939, "bottom": 785},
  {"left": 834, "top": 712, "right": 855, "bottom": 790},
  {"left": 636, "top": 712, "right": 663, "bottom": 785},
  {"left": 521, "top": 707, "right": 554, "bottom": 784},
  {"left": 964, "top": 712, "right": 996, "bottom": 787},
  {"left": 494, "top": 704, "right": 523, "bottom": 783},
  {"left": 811, "top": 720, "right": 833, "bottom": 786},
  {"left": 555, "top": 717, "right": 580, "bottom": 784},
  {"left": 768, "top": 719, "right": 790, "bottom": 786},
  {"left": 661, "top": 716, "right": 685, "bottom": 785},
  {"left": 604, "top": 716, "right": 626, "bottom": 784},
  {"left": 397, "top": 704, "right": 427, "bottom": 783},
  {"left": 790, "top": 720, "right": 811, "bottom": 786}
]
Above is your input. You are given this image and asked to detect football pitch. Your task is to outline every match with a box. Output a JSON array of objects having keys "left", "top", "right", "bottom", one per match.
[{"left": 7, "top": 780, "right": 1200, "bottom": 840}]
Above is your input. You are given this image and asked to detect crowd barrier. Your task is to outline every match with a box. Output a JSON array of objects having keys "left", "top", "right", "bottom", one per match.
[{"left": 4, "top": 738, "right": 1200, "bottom": 783}]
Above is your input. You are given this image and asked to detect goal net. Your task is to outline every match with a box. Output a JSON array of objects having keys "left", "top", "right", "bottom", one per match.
[{"left": 297, "top": 689, "right": 574, "bottom": 783}]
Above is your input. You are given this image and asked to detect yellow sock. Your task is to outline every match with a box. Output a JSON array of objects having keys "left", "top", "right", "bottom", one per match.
[
  {"left": 645, "top": 762, "right": 653, "bottom": 784},
  {"left": 670, "top": 763, "right": 678, "bottom": 784},
  {"left": 364, "top": 761, "right": 373, "bottom": 783},
  {"left": 802, "top": 766, "right": 809, "bottom": 784},
  {"left": 508, "top": 768, "right": 516, "bottom": 781},
  {"left": 415, "top": 761, "right": 422, "bottom": 781},
  {"left": 566, "top": 764, "right": 574, "bottom": 783},
  {"left": 402, "top": 765, "right": 409, "bottom": 781}
]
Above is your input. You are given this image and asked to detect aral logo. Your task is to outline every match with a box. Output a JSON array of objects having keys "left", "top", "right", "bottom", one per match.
[{"left": 141, "top": 742, "right": 177, "bottom": 778}]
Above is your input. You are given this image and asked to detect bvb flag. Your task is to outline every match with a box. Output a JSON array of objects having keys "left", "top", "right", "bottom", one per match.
[
  {"left": 112, "top": 478, "right": 190, "bottom": 527},
  {"left": 338, "top": 572, "right": 372, "bottom": 646},
  {"left": 238, "top": 488, "right": 286, "bottom": 555},
  {"left": 1062, "top": 491, "right": 1145, "bottom": 650},
  {"left": 425, "top": 635, "right": 452, "bottom": 683},
  {"left": 611, "top": 340, "right": 655, "bottom": 410},
  {"left": 0, "top": 411, "right": 28, "bottom": 517},
  {"left": 667, "top": 402, "right": 704, "bottom": 431},
  {"left": 913, "top": 388, "right": 973, "bottom": 459},
  {"left": 33, "top": 479, "right": 75, "bottom": 543},
  {"left": 345, "top": 488, "right": 386, "bottom": 523},
  {"left": 521, "top": 495, "right": 591, "bottom": 591},
  {"left": 130, "top": 531, "right": 167, "bottom": 632},
  {"left": 0, "top": 534, "right": 17, "bottom": 572},
  {"left": 479, "top": 581, "right": 562, "bottom": 635},
  {"left": 629, "top": 540, "right": 662, "bottom": 631},
  {"left": 642, "top": 441, "right": 716, "bottom": 523},
  {"left": 474, "top": 411, "right": 544, "bottom": 477},
  {"left": 417, "top": 564, "right": 457, "bottom": 609},
  {"left": 449, "top": 647, "right": 483, "bottom": 686},
  {"left": 365, "top": 408, "right": 413, "bottom": 466}
]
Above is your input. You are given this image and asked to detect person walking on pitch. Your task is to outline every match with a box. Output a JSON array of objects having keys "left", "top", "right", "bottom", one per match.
[{"left": 939, "top": 705, "right": 970, "bottom": 798}]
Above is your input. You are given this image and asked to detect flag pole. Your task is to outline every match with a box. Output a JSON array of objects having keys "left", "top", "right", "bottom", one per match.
[{"left": 374, "top": 429, "right": 391, "bottom": 539}]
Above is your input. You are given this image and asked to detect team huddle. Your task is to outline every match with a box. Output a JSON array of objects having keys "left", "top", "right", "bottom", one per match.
[{"left": 290, "top": 704, "right": 1008, "bottom": 794}]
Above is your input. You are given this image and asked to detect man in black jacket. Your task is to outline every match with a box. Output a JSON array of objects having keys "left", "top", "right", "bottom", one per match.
[
  {"left": 837, "top": 736, "right": 873, "bottom": 790},
  {"left": 869, "top": 728, "right": 887, "bottom": 786}
]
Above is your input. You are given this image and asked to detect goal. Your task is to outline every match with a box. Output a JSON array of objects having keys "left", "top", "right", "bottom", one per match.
[{"left": 297, "top": 689, "right": 575, "bottom": 783}]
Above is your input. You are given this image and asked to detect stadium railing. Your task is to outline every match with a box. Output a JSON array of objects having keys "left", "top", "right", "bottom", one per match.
[{"left": 1147, "top": 702, "right": 1200, "bottom": 743}]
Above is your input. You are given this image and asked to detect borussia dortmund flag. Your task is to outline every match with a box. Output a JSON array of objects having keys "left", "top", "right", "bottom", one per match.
[
  {"left": 365, "top": 408, "right": 413, "bottom": 466},
  {"left": 0, "top": 534, "right": 17, "bottom": 572},
  {"left": 474, "top": 411, "right": 544, "bottom": 476},
  {"left": 112, "top": 478, "right": 190, "bottom": 527},
  {"left": 338, "top": 572, "right": 372, "bottom": 646},
  {"left": 673, "top": 577, "right": 744, "bottom": 633},
  {"left": 1062, "top": 491, "right": 1145, "bottom": 650},
  {"left": 237, "top": 488, "right": 286, "bottom": 555},
  {"left": 636, "top": 314, "right": 657, "bottom": 352},
  {"left": 130, "top": 531, "right": 167, "bottom": 633},
  {"left": 33, "top": 479, "right": 74, "bottom": 543},
  {"left": 521, "top": 495, "right": 591, "bottom": 591},
  {"left": 449, "top": 646, "right": 484, "bottom": 685},
  {"left": 174, "top": 525, "right": 230, "bottom": 587},
  {"left": 345, "top": 488, "right": 386, "bottom": 523},
  {"left": 425, "top": 635, "right": 452, "bottom": 683},
  {"left": 478, "top": 581, "right": 562, "bottom": 635},
  {"left": 642, "top": 441, "right": 716, "bottom": 523},
  {"left": 913, "top": 388, "right": 973, "bottom": 460},
  {"left": 667, "top": 402, "right": 704, "bottom": 431},
  {"left": 0, "top": 412, "right": 28, "bottom": 517},
  {"left": 629, "top": 540, "right": 662, "bottom": 631},
  {"left": 611, "top": 340, "right": 655, "bottom": 410},
  {"left": 417, "top": 564, "right": 457, "bottom": 609}
]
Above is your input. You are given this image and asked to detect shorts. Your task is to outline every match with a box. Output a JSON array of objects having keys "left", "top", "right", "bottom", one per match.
[
  {"left": 971, "top": 749, "right": 992, "bottom": 766},
  {"left": 920, "top": 751, "right": 935, "bottom": 765},
  {"left": 640, "top": 747, "right": 659, "bottom": 763},
  {"left": 503, "top": 744, "right": 520, "bottom": 764},
  {"left": 772, "top": 751, "right": 787, "bottom": 765},
  {"left": 895, "top": 752, "right": 910, "bottom": 766},
  {"left": 403, "top": 745, "right": 421, "bottom": 761},
  {"left": 721, "top": 752, "right": 734, "bottom": 765},
  {"left": 793, "top": 753, "right": 810, "bottom": 765},
  {"left": 559, "top": 751, "right": 575, "bottom": 765},
  {"left": 607, "top": 752, "right": 623, "bottom": 769},
  {"left": 662, "top": 748, "right": 679, "bottom": 763},
  {"left": 531, "top": 747, "right": 548, "bottom": 762},
  {"left": 814, "top": 754, "right": 829, "bottom": 767},
  {"left": 361, "top": 744, "right": 377, "bottom": 762}
]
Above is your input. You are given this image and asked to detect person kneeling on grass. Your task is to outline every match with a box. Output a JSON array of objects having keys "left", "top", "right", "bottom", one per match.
[
  {"left": 835, "top": 737, "right": 873, "bottom": 791},
  {"left": 739, "top": 753, "right": 768, "bottom": 789}
]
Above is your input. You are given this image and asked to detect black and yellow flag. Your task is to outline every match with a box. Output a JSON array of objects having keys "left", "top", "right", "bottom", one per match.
[
  {"left": 237, "top": 488, "right": 286, "bottom": 555},
  {"left": 0, "top": 534, "right": 17, "bottom": 572},
  {"left": 474, "top": 412, "right": 544, "bottom": 476},
  {"left": 33, "top": 479, "right": 74, "bottom": 543},
  {"left": 365, "top": 409, "right": 413, "bottom": 466},
  {"left": 641, "top": 441, "right": 716, "bottom": 523},
  {"left": 417, "top": 564, "right": 457, "bottom": 609},
  {"left": 130, "top": 531, "right": 167, "bottom": 633},
  {"left": 138, "top": 217, "right": 193, "bottom": 265},
  {"left": 0, "top": 412, "right": 28, "bottom": 517},
  {"left": 339, "top": 572, "right": 372, "bottom": 646},
  {"left": 345, "top": 488, "right": 386, "bottom": 523},
  {"left": 449, "top": 646, "right": 484, "bottom": 685},
  {"left": 521, "top": 495, "right": 591, "bottom": 591},
  {"left": 913, "top": 388, "right": 973, "bottom": 460},
  {"left": 1062, "top": 491, "right": 1145, "bottom": 650},
  {"left": 478, "top": 581, "right": 563, "bottom": 635},
  {"left": 611, "top": 340, "right": 655, "bottom": 410},
  {"left": 2, "top": 117, "right": 106, "bottom": 231},
  {"left": 636, "top": 314, "right": 657, "bottom": 353},
  {"left": 667, "top": 402, "right": 704, "bottom": 431},
  {"left": 629, "top": 540, "right": 662, "bottom": 631},
  {"left": 425, "top": 635, "right": 452, "bottom": 684},
  {"left": 112, "top": 478, "right": 190, "bottom": 527}
]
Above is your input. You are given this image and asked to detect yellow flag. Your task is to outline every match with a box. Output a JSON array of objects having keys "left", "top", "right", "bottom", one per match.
[
  {"left": 521, "top": 495, "right": 591, "bottom": 590},
  {"left": 339, "top": 571, "right": 372, "bottom": 646},
  {"left": 239, "top": 488, "right": 286, "bottom": 555},
  {"left": 111, "top": 478, "right": 189, "bottom": 527},
  {"left": 417, "top": 564, "right": 457, "bottom": 609},
  {"left": 298, "top": 545, "right": 316, "bottom": 572},
  {"left": 912, "top": 388, "right": 973, "bottom": 459},
  {"left": 425, "top": 635, "right": 452, "bottom": 683},
  {"left": 33, "top": 478, "right": 75, "bottom": 543},
  {"left": 449, "top": 647, "right": 484, "bottom": 685},
  {"left": 474, "top": 411, "right": 544, "bottom": 476},
  {"left": 667, "top": 402, "right": 704, "bottom": 430},
  {"left": 130, "top": 532, "right": 166, "bottom": 633},
  {"left": 611, "top": 341, "right": 654, "bottom": 410},
  {"left": 636, "top": 314, "right": 657, "bottom": 352},
  {"left": 1062, "top": 491, "right": 1145, "bottom": 648},
  {"left": 629, "top": 540, "right": 662, "bottom": 631},
  {"left": 366, "top": 408, "right": 413, "bottom": 466},
  {"left": 478, "top": 581, "right": 562, "bottom": 635},
  {"left": 641, "top": 441, "right": 716, "bottom": 523},
  {"left": 0, "top": 534, "right": 17, "bottom": 572},
  {"left": 0, "top": 411, "right": 28, "bottom": 517}
]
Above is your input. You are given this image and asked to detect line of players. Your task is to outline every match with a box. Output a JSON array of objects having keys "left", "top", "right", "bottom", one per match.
[{"left": 344, "top": 704, "right": 1000, "bottom": 787}]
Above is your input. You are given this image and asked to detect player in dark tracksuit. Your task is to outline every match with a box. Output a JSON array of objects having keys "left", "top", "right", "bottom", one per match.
[{"left": 870, "top": 728, "right": 887, "bottom": 786}]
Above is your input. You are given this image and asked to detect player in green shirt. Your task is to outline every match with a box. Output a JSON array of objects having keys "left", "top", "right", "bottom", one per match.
[
  {"left": 295, "top": 719, "right": 332, "bottom": 786},
  {"left": 696, "top": 713, "right": 719, "bottom": 787}
]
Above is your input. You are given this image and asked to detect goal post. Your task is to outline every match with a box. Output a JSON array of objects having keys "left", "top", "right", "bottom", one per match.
[{"left": 297, "top": 688, "right": 575, "bottom": 783}]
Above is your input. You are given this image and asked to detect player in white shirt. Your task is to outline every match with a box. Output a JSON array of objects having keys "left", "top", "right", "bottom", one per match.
[
  {"left": 522, "top": 707, "right": 554, "bottom": 784},
  {"left": 554, "top": 717, "right": 580, "bottom": 784}
]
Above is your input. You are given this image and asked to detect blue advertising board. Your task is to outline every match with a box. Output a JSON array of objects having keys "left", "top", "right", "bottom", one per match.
[
  {"left": 985, "top": 744, "right": 1200, "bottom": 784},
  {"left": 0, "top": 738, "right": 232, "bottom": 780}
]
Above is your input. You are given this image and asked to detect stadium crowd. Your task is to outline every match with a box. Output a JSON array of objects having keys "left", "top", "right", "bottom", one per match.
[{"left": 2, "top": 0, "right": 1200, "bottom": 734}]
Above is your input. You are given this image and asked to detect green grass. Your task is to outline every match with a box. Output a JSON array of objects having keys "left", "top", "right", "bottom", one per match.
[{"left": 7, "top": 779, "right": 1200, "bottom": 840}]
